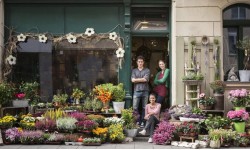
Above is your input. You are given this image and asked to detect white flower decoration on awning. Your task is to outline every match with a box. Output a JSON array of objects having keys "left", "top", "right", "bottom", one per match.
[
  {"left": 116, "top": 48, "right": 125, "bottom": 58},
  {"left": 6, "top": 55, "right": 16, "bottom": 65},
  {"left": 85, "top": 28, "right": 95, "bottom": 36},
  {"left": 66, "top": 33, "right": 77, "bottom": 43},
  {"left": 109, "top": 32, "right": 117, "bottom": 41},
  {"left": 17, "top": 33, "right": 26, "bottom": 42},
  {"left": 38, "top": 34, "right": 47, "bottom": 43}
]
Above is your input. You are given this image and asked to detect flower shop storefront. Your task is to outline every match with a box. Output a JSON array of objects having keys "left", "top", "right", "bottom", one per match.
[{"left": 2, "top": 0, "right": 172, "bottom": 108}]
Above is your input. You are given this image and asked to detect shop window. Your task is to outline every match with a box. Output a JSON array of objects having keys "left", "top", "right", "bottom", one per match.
[
  {"left": 52, "top": 50, "right": 118, "bottom": 95},
  {"left": 132, "top": 7, "right": 168, "bottom": 31}
]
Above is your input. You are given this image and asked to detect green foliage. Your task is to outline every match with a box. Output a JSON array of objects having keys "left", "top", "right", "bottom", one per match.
[
  {"left": 121, "top": 108, "right": 138, "bottom": 129},
  {"left": 53, "top": 94, "right": 68, "bottom": 104},
  {"left": 83, "top": 97, "right": 93, "bottom": 110},
  {"left": 0, "top": 82, "right": 15, "bottom": 106},
  {"left": 19, "top": 82, "right": 40, "bottom": 104},
  {"left": 182, "top": 72, "right": 204, "bottom": 80},
  {"left": 198, "top": 97, "right": 216, "bottom": 106},
  {"left": 56, "top": 117, "right": 77, "bottom": 132},
  {"left": 91, "top": 98, "right": 103, "bottom": 111},
  {"left": 209, "top": 80, "right": 225, "bottom": 94},
  {"left": 204, "top": 115, "right": 231, "bottom": 130},
  {"left": 112, "top": 83, "right": 126, "bottom": 102}
]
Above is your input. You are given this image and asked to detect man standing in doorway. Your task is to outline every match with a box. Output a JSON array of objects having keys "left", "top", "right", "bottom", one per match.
[{"left": 131, "top": 55, "right": 150, "bottom": 127}]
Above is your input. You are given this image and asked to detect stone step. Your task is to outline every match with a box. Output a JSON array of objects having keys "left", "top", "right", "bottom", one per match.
[{"left": 136, "top": 127, "right": 150, "bottom": 137}]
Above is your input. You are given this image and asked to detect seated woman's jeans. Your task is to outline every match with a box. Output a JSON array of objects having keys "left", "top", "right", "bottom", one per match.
[{"left": 144, "top": 115, "right": 159, "bottom": 137}]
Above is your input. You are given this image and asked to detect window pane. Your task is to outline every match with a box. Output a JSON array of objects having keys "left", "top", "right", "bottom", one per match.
[
  {"left": 224, "top": 5, "right": 250, "bottom": 20},
  {"left": 52, "top": 50, "right": 118, "bottom": 95},
  {"left": 223, "top": 27, "right": 238, "bottom": 73},
  {"left": 132, "top": 7, "right": 168, "bottom": 31},
  {"left": 239, "top": 7, "right": 246, "bottom": 19}
]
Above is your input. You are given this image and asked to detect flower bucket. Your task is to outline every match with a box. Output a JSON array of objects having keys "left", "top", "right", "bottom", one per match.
[
  {"left": 234, "top": 107, "right": 246, "bottom": 111},
  {"left": 234, "top": 122, "right": 245, "bottom": 133},
  {"left": 239, "top": 70, "right": 250, "bottom": 82},
  {"left": 210, "top": 140, "right": 221, "bottom": 149},
  {"left": 112, "top": 101, "right": 125, "bottom": 114},
  {"left": 124, "top": 128, "right": 138, "bottom": 138}
]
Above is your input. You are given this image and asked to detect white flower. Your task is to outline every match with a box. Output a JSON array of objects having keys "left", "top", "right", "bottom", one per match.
[
  {"left": 109, "top": 32, "right": 117, "bottom": 40},
  {"left": 17, "top": 33, "right": 26, "bottom": 42},
  {"left": 66, "top": 33, "right": 77, "bottom": 43},
  {"left": 38, "top": 34, "right": 47, "bottom": 43},
  {"left": 116, "top": 48, "right": 125, "bottom": 58},
  {"left": 84, "top": 28, "right": 95, "bottom": 36},
  {"left": 6, "top": 55, "right": 16, "bottom": 65}
]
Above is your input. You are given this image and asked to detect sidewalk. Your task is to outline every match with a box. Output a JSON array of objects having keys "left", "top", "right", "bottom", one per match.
[{"left": 0, "top": 137, "right": 182, "bottom": 149}]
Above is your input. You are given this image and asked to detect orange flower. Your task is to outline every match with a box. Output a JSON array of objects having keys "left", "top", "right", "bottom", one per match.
[{"left": 95, "top": 88, "right": 112, "bottom": 103}]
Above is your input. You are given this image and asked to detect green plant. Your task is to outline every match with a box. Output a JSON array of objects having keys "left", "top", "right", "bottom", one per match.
[
  {"left": 236, "top": 36, "right": 250, "bottom": 70},
  {"left": 220, "top": 129, "right": 236, "bottom": 143},
  {"left": 87, "top": 114, "right": 105, "bottom": 125},
  {"left": 209, "top": 80, "right": 225, "bottom": 94},
  {"left": 91, "top": 98, "right": 103, "bottom": 111},
  {"left": 121, "top": 108, "right": 138, "bottom": 129},
  {"left": 108, "top": 124, "right": 125, "bottom": 142},
  {"left": 71, "top": 88, "right": 85, "bottom": 100},
  {"left": 83, "top": 137, "right": 101, "bottom": 144},
  {"left": 0, "top": 82, "right": 15, "bottom": 106},
  {"left": 182, "top": 72, "right": 204, "bottom": 80},
  {"left": 56, "top": 117, "right": 77, "bottom": 132},
  {"left": 83, "top": 97, "right": 93, "bottom": 110},
  {"left": 209, "top": 129, "right": 222, "bottom": 141},
  {"left": 53, "top": 93, "right": 68, "bottom": 104},
  {"left": 198, "top": 97, "right": 216, "bottom": 106},
  {"left": 112, "top": 83, "right": 125, "bottom": 102},
  {"left": 19, "top": 82, "right": 40, "bottom": 105},
  {"left": 204, "top": 115, "right": 231, "bottom": 130},
  {"left": 43, "top": 108, "right": 67, "bottom": 120}
]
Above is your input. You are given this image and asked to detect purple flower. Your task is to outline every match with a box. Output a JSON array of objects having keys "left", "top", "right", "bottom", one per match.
[
  {"left": 76, "top": 120, "right": 98, "bottom": 130},
  {"left": 5, "top": 128, "right": 21, "bottom": 142},
  {"left": 69, "top": 112, "right": 87, "bottom": 121},
  {"left": 152, "top": 121, "right": 175, "bottom": 144},
  {"left": 35, "top": 119, "right": 56, "bottom": 131}
]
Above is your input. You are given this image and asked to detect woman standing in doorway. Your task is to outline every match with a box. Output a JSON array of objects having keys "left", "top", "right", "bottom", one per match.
[{"left": 153, "top": 60, "right": 170, "bottom": 104}]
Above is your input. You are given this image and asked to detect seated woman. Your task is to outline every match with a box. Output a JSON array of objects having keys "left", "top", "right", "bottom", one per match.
[{"left": 139, "top": 93, "right": 161, "bottom": 143}]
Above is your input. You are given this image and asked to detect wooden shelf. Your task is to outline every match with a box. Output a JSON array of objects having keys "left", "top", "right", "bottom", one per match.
[{"left": 186, "top": 90, "right": 199, "bottom": 93}]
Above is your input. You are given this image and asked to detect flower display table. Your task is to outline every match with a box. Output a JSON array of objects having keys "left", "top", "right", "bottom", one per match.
[
  {"left": 180, "top": 136, "right": 195, "bottom": 143},
  {"left": 0, "top": 106, "right": 29, "bottom": 117}
]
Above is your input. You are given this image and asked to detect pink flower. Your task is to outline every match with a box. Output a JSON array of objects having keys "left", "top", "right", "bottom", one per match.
[
  {"left": 227, "top": 110, "right": 249, "bottom": 121},
  {"left": 199, "top": 93, "right": 205, "bottom": 98},
  {"left": 15, "top": 93, "right": 26, "bottom": 99}
]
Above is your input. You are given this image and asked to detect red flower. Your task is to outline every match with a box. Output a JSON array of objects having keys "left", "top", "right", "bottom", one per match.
[{"left": 15, "top": 93, "right": 26, "bottom": 99}]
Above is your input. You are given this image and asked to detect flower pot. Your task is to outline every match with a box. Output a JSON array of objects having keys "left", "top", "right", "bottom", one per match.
[
  {"left": 124, "top": 128, "right": 138, "bottom": 138},
  {"left": 199, "top": 104, "right": 213, "bottom": 110},
  {"left": 239, "top": 70, "right": 250, "bottom": 82},
  {"left": 234, "top": 107, "right": 246, "bottom": 111},
  {"left": 210, "top": 140, "right": 221, "bottom": 148},
  {"left": 112, "top": 101, "right": 125, "bottom": 114},
  {"left": 234, "top": 122, "right": 245, "bottom": 133},
  {"left": 12, "top": 99, "right": 29, "bottom": 107},
  {"left": 213, "top": 93, "right": 224, "bottom": 110}
]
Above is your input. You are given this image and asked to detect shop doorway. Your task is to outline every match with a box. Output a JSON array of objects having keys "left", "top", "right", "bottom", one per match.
[{"left": 131, "top": 36, "right": 170, "bottom": 110}]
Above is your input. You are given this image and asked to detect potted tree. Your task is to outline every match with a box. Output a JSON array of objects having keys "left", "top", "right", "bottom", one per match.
[
  {"left": 236, "top": 36, "right": 250, "bottom": 82},
  {"left": 121, "top": 108, "right": 138, "bottom": 139},
  {"left": 112, "top": 83, "right": 126, "bottom": 114},
  {"left": 209, "top": 80, "right": 225, "bottom": 110}
]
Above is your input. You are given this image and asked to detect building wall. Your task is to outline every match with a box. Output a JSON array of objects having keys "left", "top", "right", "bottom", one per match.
[{"left": 172, "top": 0, "right": 250, "bottom": 105}]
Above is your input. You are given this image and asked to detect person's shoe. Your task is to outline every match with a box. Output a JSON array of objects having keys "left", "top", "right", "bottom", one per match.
[
  {"left": 148, "top": 138, "right": 153, "bottom": 143},
  {"left": 139, "top": 129, "right": 146, "bottom": 135},
  {"left": 140, "top": 122, "right": 145, "bottom": 128}
]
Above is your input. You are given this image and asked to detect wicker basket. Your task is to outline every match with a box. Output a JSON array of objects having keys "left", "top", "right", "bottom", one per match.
[{"left": 12, "top": 100, "right": 29, "bottom": 107}]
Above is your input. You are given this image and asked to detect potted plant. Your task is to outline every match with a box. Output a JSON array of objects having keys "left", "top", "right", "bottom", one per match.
[
  {"left": 87, "top": 114, "right": 105, "bottom": 126},
  {"left": 53, "top": 93, "right": 68, "bottom": 107},
  {"left": 92, "top": 127, "right": 108, "bottom": 143},
  {"left": 83, "top": 97, "right": 93, "bottom": 111},
  {"left": 220, "top": 129, "right": 236, "bottom": 147},
  {"left": 228, "top": 89, "right": 249, "bottom": 110},
  {"left": 19, "top": 115, "right": 36, "bottom": 130},
  {"left": 12, "top": 92, "right": 29, "bottom": 107},
  {"left": 112, "top": 83, "right": 126, "bottom": 114},
  {"left": 75, "top": 119, "right": 98, "bottom": 133},
  {"left": 56, "top": 117, "right": 78, "bottom": 133},
  {"left": 0, "top": 82, "right": 15, "bottom": 107},
  {"left": 93, "top": 83, "right": 113, "bottom": 111},
  {"left": 82, "top": 137, "right": 101, "bottom": 146},
  {"left": 108, "top": 124, "right": 125, "bottom": 143},
  {"left": 209, "top": 80, "right": 225, "bottom": 110},
  {"left": 4, "top": 127, "right": 22, "bottom": 144},
  {"left": 35, "top": 119, "right": 56, "bottom": 132},
  {"left": 69, "top": 112, "right": 87, "bottom": 121},
  {"left": 91, "top": 98, "right": 103, "bottom": 112},
  {"left": 182, "top": 72, "right": 204, "bottom": 81},
  {"left": 227, "top": 109, "right": 249, "bottom": 133},
  {"left": 198, "top": 93, "right": 216, "bottom": 110},
  {"left": 20, "top": 130, "right": 44, "bottom": 144},
  {"left": 19, "top": 82, "right": 40, "bottom": 105},
  {"left": 37, "top": 102, "right": 46, "bottom": 109},
  {"left": 121, "top": 108, "right": 138, "bottom": 138},
  {"left": 152, "top": 121, "right": 175, "bottom": 145},
  {"left": 103, "top": 117, "right": 124, "bottom": 127},
  {"left": 71, "top": 88, "right": 85, "bottom": 105},
  {"left": 204, "top": 115, "right": 231, "bottom": 130},
  {"left": 43, "top": 133, "right": 65, "bottom": 144},
  {"left": 0, "top": 115, "right": 17, "bottom": 129},
  {"left": 209, "top": 129, "right": 222, "bottom": 148},
  {"left": 236, "top": 36, "right": 250, "bottom": 82}
]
